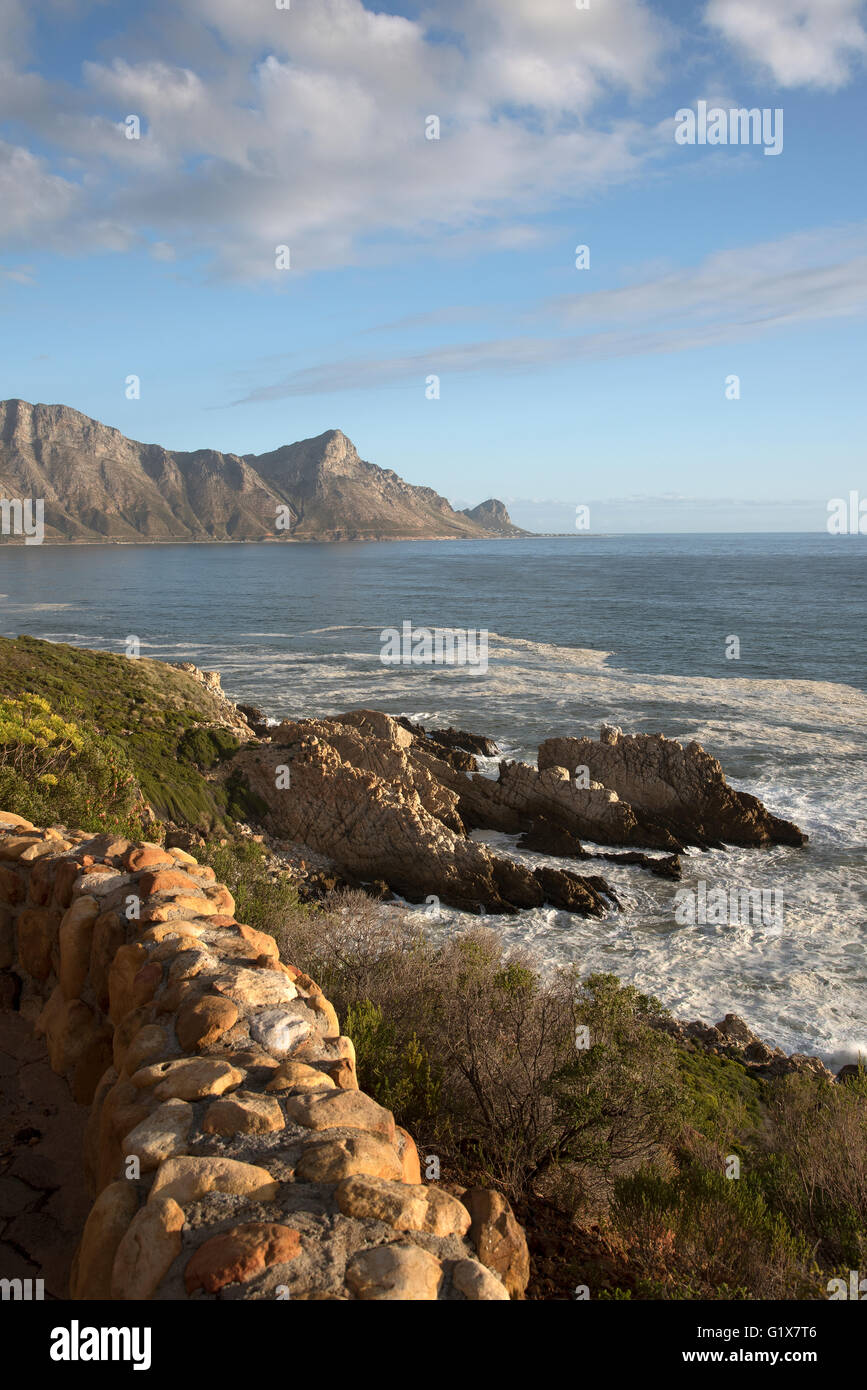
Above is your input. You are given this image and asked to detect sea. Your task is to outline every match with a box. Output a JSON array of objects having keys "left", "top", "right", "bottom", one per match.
[{"left": 1, "top": 533, "right": 864, "bottom": 1067}]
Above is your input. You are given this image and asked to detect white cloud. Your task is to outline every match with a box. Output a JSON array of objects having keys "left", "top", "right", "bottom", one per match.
[
  {"left": 232, "top": 226, "right": 867, "bottom": 397},
  {"left": 548, "top": 226, "right": 867, "bottom": 328},
  {"left": 0, "top": 0, "right": 670, "bottom": 273},
  {"left": 0, "top": 141, "right": 78, "bottom": 239},
  {"left": 437, "top": 0, "right": 670, "bottom": 111},
  {"left": 0, "top": 263, "right": 35, "bottom": 284},
  {"left": 705, "top": 0, "right": 867, "bottom": 89},
  {"left": 0, "top": 0, "right": 30, "bottom": 60}
]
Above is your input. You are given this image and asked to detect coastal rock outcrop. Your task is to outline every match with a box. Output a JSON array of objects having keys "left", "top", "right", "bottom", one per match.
[
  {"left": 238, "top": 709, "right": 803, "bottom": 910},
  {"left": 0, "top": 812, "right": 529, "bottom": 1300},
  {"left": 539, "top": 726, "right": 807, "bottom": 850},
  {"left": 657, "top": 1012, "right": 833, "bottom": 1082},
  {"left": 236, "top": 718, "right": 614, "bottom": 917}
]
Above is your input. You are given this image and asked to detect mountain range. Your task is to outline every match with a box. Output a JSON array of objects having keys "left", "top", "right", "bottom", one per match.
[{"left": 0, "top": 399, "right": 527, "bottom": 543}]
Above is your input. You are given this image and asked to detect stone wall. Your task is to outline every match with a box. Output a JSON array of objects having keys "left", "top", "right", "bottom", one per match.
[{"left": 0, "top": 812, "right": 529, "bottom": 1301}]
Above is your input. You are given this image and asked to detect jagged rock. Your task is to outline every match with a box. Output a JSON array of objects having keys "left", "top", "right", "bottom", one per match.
[
  {"left": 517, "top": 817, "right": 586, "bottom": 857},
  {"left": 656, "top": 1013, "right": 833, "bottom": 1082},
  {"left": 716, "top": 1013, "right": 759, "bottom": 1047},
  {"left": 413, "top": 722, "right": 500, "bottom": 758},
  {"left": 236, "top": 704, "right": 264, "bottom": 725},
  {"left": 235, "top": 725, "right": 614, "bottom": 917},
  {"left": 595, "top": 850, "right": 682, "bottom": 880},
  {"left": 539, "top": 727, "right": 806, "bottom": 849}
]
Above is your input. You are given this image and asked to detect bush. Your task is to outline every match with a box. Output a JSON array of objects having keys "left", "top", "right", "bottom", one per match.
[
  {"left": 343, "top": 999, "right": 443, "bottom": 1131},
  {"left": 755, "top": 1070, "right": 867, "bottom": 1269},
  {"left": 0, "top": 692, "right": 149, "bottom": 835},
  {"left": 195, "top": 837, "right": 307, "bottom": 939},
  {"left": 609, "top": 1164, "right": 822, "bottom": 1300},
  {"left": 177, "top": 726, "right": 240, "bottom": 770},
  {"left": 274, "top": 902, "right": 682, "bottom": 1201}
]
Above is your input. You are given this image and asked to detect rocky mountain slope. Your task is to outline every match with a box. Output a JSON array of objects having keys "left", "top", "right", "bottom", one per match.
[
  {"left": 461, "top": 498, "right": 527, "bottom": 536},
  {"left": 0, "top": 399, "right": 522, "bottom": 543}
]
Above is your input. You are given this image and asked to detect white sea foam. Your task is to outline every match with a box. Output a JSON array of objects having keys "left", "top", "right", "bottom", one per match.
[{"left": 373, "top": 636, "right": 866, "bottom": 1066}]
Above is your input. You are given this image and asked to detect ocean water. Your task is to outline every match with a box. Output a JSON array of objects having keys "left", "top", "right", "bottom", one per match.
[{"left": 0, "top": 534, "right": 864, "bottom": 1066}]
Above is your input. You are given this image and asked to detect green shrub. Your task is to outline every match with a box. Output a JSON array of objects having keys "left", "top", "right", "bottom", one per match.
[
  {"left": 754, "top": 1071, "right": 867, "bottom": 1268},
  {"left": 0, "top": 635, "right": 251, "bottom": 831},
  {"left": 177, "top": 726, "right": 240, "bottom": 770},
  {"left": 216, "top": 768, "right": 270, "bottom": 824},
  {"left": 676, "top": 1049, "right": 765, "bottom": 1156},
  {"left": 344, "top": 999, "right": 443, "bottom": 1130},
  {"left": 196, "top": 837, "right": 306, "bottom": 938},
  {"left": 609, "top": 1164, "right": 821, "bottom": 1300},
  {"left": 273, "top": 905, "right": 682, "bottom": 1201},
  {"left": 0, "top": 692, "right": 149, "bottom": 835}
]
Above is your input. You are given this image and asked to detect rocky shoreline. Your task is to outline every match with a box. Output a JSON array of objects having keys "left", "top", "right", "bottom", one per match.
[
  {"left": 178, "top": 663, "right": 805, "bottom": 914},
  {"left": 162, "top": 664, "right": 844, "bottom": 1085}
]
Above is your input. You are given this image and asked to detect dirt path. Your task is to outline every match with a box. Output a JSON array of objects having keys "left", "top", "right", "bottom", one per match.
[{"left": 0, "top": 1010, "right": 91, "bottom": 1300}]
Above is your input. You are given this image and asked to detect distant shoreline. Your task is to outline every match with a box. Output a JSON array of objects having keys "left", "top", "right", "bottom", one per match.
[{"left": 0, "top": 532, "right": 612, "bottom": 547}]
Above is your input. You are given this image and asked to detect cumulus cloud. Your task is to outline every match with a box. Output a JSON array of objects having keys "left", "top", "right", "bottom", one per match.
[
  {"left": 0, "top": 0, "right": 669, "bottom": 272},
  {"left": 1, "top": 0, "right": 862, "bottom": 276},
  {"left": 705, "top": 0, "right": 867, "bottom": 89},
  {"left": 0, "top": 141, "right": 78, "bottom": 239}
]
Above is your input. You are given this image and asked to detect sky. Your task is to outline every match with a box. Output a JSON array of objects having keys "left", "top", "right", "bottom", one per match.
[{"left": 0, "top": 0, "right": 866, "bottom": 531}]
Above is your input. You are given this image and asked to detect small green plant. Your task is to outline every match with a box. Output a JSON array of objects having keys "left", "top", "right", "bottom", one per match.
[
  {"left": 0, "top": 692, "right": 147, "bottom": 834},
  {"left": 177, "top": 726, "right": 240, "bottom": 770},
  {"left": 345, "top": 999, "right": 443, "bottom": 1129},
  {"left": 196, "top": 837, "right": 305, "bottom": 937}
]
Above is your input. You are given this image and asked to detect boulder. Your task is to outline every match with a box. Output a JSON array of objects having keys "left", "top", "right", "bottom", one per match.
[
  {"left": 462, "top": 1187, "right": 530, "bottom": 1299},
  {"left": 539, "top": 727, "right": 806, "bottom": 849}
]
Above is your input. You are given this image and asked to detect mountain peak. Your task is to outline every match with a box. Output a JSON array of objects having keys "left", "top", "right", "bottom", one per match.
[
  {"left": 461, "top": 498, "right": 527, "bottom": 536},
  {"left": 0, "top": 400, "right": 529, "bottom": 544}
]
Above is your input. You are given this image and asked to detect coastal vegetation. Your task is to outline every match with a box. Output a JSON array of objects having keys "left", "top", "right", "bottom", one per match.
[
  {"left": 0, "top": 635, "right": 257, "bottom": 831},
  {"left": 271, "top": 894, "right": 866, "bottom": 1300}
]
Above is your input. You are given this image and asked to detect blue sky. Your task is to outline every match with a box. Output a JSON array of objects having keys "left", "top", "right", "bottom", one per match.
[{"left": 1, "top": 0, "right": 865, "bottom": 530}]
